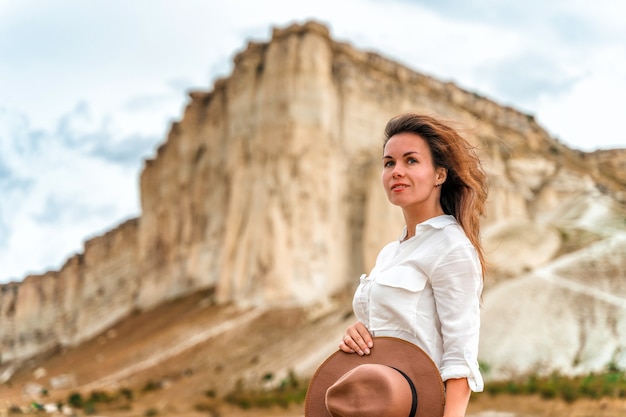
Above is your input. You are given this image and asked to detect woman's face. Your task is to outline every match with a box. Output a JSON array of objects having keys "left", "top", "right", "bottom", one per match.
[{"left": 381, "top": 132, "right": 446, "bottom": 214}]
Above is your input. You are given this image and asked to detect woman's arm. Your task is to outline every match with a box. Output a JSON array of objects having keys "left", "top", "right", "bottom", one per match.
[
  {"left": 443, "top": 378, "right": 471, "bottom": 417},
  {"left": 431, "top": 243, "right": 484, "bottom": 391}
]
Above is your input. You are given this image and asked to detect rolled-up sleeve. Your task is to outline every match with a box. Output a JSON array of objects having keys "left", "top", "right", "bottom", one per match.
[{"left": 430, "top": 242, "right": 484, "bottom": 392}]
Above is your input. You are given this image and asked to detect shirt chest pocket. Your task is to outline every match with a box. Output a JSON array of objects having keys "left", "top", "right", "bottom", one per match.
[
  {"left": 370, "top": 265, "right": 429, "bottom": 329},
  {"left": 375, "top": 265, "right": 429, "bottom": 292}
]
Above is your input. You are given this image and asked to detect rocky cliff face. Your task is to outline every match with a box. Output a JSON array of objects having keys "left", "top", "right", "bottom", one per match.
[
  {"left": 0, "top": 219, "right": 139, "bottom": 364},
  {"left": 1, "top": 21, "right": 625, "bottom": 384}
]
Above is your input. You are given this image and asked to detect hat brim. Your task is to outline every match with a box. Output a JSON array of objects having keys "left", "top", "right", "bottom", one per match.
[{"left": 304, "top": 336, "right": 445, "bottom": 417}]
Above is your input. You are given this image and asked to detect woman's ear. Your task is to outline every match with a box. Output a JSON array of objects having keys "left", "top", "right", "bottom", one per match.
[{"left": 436, "top": 167, "right": 448, "bottom": 185}]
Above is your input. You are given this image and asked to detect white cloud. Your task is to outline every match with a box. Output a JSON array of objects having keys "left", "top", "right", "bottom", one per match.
[
  {"left": 0, "top": 107, "right": 146, "bottom": 282},
  {"left": 535, "top": 45, "right": 626, "bottom": 149}
]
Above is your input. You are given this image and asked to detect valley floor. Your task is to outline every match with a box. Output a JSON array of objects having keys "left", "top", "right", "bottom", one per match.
[
  {"left": 468, "top": 394, "right": 626, "bottom": 417},
  {"left": 3, "top": 293, "right": 626, "bottom": 417},
  {"left": 213, "top": 395, "right": 626, "bottom": 417},
  {"left": 3, "top": 393, "right": 626, "bottom": 416},
  {"left": 61, "top": 395, "right": 626, "bottom": 417}
]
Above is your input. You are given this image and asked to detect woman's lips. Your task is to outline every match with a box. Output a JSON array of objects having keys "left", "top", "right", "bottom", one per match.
[{"left": 391, "top": 183, "right": 409, "bottom": 191}]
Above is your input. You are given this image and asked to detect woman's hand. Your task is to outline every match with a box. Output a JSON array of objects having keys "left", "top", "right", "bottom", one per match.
[{"left": 339, "top": 321, "right": 373, "bottom": 355}]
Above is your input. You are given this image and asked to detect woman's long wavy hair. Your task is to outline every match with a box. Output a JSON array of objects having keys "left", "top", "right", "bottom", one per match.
[{"left": 383, "top": 113, "right": 488, "bottom": 277}]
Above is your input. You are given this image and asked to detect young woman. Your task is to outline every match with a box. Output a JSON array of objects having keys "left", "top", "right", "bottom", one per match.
[{"left": 340, "top": 113, "right": 488, "bottom": 417}]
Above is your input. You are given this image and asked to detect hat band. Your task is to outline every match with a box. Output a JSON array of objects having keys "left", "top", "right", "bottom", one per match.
[{"left": 391, "top": 366, "right": 418, "bottom": 417}]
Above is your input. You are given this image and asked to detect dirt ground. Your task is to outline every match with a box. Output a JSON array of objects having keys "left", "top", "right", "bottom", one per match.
[
  {"left": 3, "top": 293, "right": 626, "bottom": 417},
  {"left": 3, "top": 391, "right": 626, "bottom": 416},
  {"left": 216, "top": 395, "right": 626, "bottom": 417},
  {"left": 467, "top": 394, "right": 626, "bottom": 417},
  {"left": 41, "top": 394, "right": 626, "bottom": 417}
]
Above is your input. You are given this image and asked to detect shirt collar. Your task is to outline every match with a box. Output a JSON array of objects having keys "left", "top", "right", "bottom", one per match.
[{"left": 398, "top": 215, "right": 457, "bottom": 241}]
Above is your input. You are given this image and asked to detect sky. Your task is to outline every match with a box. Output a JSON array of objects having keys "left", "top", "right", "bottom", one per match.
[{"left": 1, "top": 0, "right": 625, "bottom": 284}]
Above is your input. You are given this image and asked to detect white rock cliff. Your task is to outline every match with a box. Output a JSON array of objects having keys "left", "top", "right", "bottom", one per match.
[{"left": 1, "top": 21, "right": 625, "bottom": 383}]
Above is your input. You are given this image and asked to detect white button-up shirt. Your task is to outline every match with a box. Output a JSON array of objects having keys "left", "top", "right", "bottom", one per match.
[{"left": 353, "top": 215, "right": 484, "bottom": 391}]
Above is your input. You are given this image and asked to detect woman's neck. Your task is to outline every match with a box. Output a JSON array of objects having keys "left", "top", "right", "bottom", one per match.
[{"left": 402, "top": 206, "right": 445, "bottom": 240}]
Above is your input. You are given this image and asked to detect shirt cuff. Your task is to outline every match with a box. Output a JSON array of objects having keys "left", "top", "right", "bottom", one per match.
[{"left": 440, "top": 358, "right": 484, "bottom": 392}]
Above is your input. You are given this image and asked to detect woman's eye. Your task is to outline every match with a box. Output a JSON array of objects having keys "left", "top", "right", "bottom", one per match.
[
  {"left": 384, "top": 160, "right": 395, "bottom": 168},
  {"left": 407, "top": 158, "right": 417, "bottom": 164}
]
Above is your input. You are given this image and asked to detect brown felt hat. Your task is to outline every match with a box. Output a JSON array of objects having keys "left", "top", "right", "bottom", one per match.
[{"left": 305, "top": 337, "right": 445, "bottom": 417}]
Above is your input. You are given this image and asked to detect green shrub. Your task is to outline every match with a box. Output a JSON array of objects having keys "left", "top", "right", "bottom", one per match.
[
  {"left": 484, "top": 369, "right": 626, "bottom": 403},
  {"left": 67, "top": 392, "right": 83, "bottom": 408},
  {"left": 83, "top": 401, "right": 97, "bottom": 415},
  {"left": 142, "top": 380, "right": 162, "bottom": 392},
  {"left": 89, "top": 390, "right": 112, "bottom": 403},
  {"left": 118, "top": 387, "right": 133, "bottom": 401},
  {"left": 225, "top": 370, "right": 308, "bottom": 409}
]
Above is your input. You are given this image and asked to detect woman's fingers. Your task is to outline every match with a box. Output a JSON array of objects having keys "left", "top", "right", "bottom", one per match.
[
  {"left": 339, "top": 322, "right": 373, "bottom": 355},
  {"left": 339, "top": 335, "right": 355, "bottom": 353},
  {"left": 354, "top": 321, "right": 374, "bottom": 349}
]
